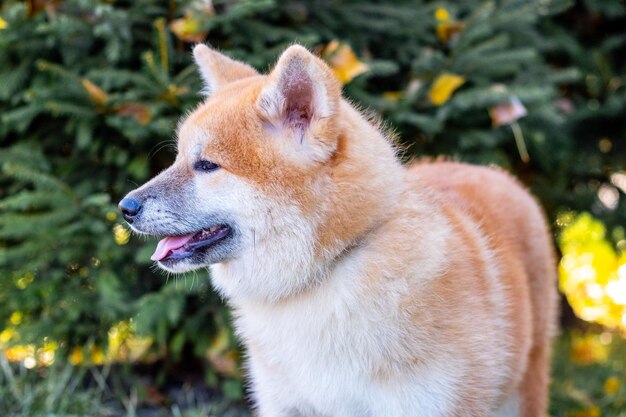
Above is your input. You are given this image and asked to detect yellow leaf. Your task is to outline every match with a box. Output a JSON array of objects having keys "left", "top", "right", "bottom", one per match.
[
  {"left": 436, "top": 22, "right": 465, "bottom": 43},
  {"left": 323, "top": 41, "right": 368, "bottom": 84},
  {"left": 81, "top": 79, "right": 108, "bottom": 106},
  {"left": 434, "top": 7, "right": 450, "bottom": 22},
  {"left": 383, "top": 91, "right": 403, "bottom": 101},
  {"left": 433, "top": 8, "right": 464, "bottom": 43},
  {"left": 169, "top": 12, "right": 206, "bottom": 43},
  {"left": 428, "top": 73, "right": 465, "bottom": 105},
  {"left": 0, "top": 17, "right": 7, "bottom": 30}
]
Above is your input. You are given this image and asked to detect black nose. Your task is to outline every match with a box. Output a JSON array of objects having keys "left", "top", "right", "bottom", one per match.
[{"left": 118, "top": 198, "right": 142, "bottom": 223}]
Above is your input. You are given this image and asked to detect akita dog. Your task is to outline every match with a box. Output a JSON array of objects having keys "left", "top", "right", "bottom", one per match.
[{"left": 119, "top": 44, "right": 558, "bottom": 417}]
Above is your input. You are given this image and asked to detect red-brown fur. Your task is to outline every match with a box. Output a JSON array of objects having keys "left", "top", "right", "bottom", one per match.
[{"left": 130, "top": 44, "right": 558, "bottom": 416}]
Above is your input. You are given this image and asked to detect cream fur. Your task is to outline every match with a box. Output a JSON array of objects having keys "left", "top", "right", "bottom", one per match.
[{"left": 123, "top": 44, "right": 558, "bottom": 417}]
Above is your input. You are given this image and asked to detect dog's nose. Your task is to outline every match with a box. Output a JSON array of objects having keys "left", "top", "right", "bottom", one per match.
[{"left": 119, "top": 198, "right": 142, "bottom": 223}]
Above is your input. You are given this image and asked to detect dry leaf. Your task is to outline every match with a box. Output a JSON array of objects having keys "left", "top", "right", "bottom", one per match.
[
  {"left": 81, "top": 79, "right": 108, "bottom": 107},
  {"left": 116, "top": 103, "right": 152, "bottom": 125},
  {"left": 169, "top": 12, "right": 207, "bottom": 43},
  {"left": 488, "top": 97, "right": 527, "bottom": 126}
]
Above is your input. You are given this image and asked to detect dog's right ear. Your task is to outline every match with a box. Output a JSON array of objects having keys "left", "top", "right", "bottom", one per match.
[{"left": 192, "top": 44, "right": 258, "bottom": 96}]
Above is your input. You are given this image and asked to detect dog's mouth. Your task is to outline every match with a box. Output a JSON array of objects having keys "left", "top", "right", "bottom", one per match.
[{"left": 150, "top": 225, "right": 231, "bottom": 263}]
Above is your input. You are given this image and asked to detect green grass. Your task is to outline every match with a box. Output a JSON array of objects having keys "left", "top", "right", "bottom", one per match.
[
  {"left": 0, "top": 354, "right": 248, "bottom": 417},
  {"left": 550, "top": 332, "right": 626, "bottom": 417},
  {"left": 2, "top": 332, "right": 625, "bottom": 417},
  {"left": 0, "top": 353, "right": 112, "bottom": 417}
]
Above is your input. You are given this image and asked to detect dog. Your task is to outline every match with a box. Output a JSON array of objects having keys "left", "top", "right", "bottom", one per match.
[{"left": 119, "top": 44, "right": 558, "bottom": 417}]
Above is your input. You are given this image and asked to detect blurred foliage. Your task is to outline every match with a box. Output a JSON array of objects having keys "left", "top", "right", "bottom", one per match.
[
  {"left": 0, "top": 0, "right": 625, "bottom": 407},
  {"left": 0, "top": 353, "right": 109, "bottom": 417},
  {"left": 0, "top": 350, "right": 251, "bottom": 417},
  {"left": 551, "top": 332, "right": 626, "bottom": 416},
  {"left": 558, "top": 212, "right": 626, "bottom": 332}
]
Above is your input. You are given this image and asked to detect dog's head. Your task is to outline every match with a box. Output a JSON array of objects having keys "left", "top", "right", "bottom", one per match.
[{"left": 119, "top": 44, "right": 358, "bottom": 301}]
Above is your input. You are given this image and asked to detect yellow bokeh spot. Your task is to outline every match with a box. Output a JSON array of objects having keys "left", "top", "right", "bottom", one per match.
[
  {"left": 570, "top": 333, "right": 608, "bottom": 365},
  {"left": 63, "top": 321, "right": 153, "bottom": 366},
  {"left": 106, "top": 211, "right": 117, "bottom": 222},
  {"left": 69, "top": 347, "right": 84, "bottom": 365},
  {"left": 0, "top": 17, "right": 7, "bottom": 30},
  {"left": 9, "top": 311, "right": 22, "bottom": 326},
  {"left": 107, "top": 320, "right": 153, "bottom": 363},
  {"left": 603, "top": 376, "right": 621, "bottom": 396},
  {"left": 434, "top": 7, "right": 450, "bottom": 21},
  {"left": 0, "top": 327, "right": 15, "bottom": 344},
  {"left": 90, "top": 346, "right": 105, "bottom": 365},
  {"left": 37, "top": 341, "right": 58, "bottom": 367},
  {"left": 16, "top": 272, "right": 34, "bottom": 289},
  {"left": 567, "top": 407, "right": 601, "bottom": 417},
  {"left": 113, "top": 224, "right": 131, "bottom": 245},
  {"left": 558, "top": 212, "right": 626, "bottom": 331},
  {"left": 556, "top": 211, "right": 576, "bottom": 227},
  {"left": 428, "top": 73, "right": 465, "bottom": 105},
  {"left": 323, "top": 40, "right": 369, "bottom": 85},
  {"left": 5, "top": 345, "right": 34, "bottom": 362}
]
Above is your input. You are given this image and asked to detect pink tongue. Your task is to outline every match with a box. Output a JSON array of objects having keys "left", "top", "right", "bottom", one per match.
[{"left": 151, "top": 233, "right": 195, "bottom": 261}]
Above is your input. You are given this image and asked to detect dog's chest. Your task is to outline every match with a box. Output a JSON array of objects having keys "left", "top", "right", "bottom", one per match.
[{"left": 234, "top": 280, "right": 402, "bottom": 415}]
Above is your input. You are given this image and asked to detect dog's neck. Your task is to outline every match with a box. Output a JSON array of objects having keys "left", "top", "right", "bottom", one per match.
[{"left": 313, "top": 101, "right": 405, "bottom": 258}]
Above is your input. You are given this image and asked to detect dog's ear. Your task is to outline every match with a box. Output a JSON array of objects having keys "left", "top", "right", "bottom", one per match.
[
  {"left": 257, "top": 44, "right": 341, "bottom": 135},
  {"left": 192, "top": 44, "right": 258, "bottom": 96}
]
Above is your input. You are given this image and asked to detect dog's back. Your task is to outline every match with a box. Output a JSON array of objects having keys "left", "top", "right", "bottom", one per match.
[
  {"left": 237, "top": 160, "right": 558, "bottom": 417},
  {"left": 408, "top": 161, "right": 558, "bottom": 416}
]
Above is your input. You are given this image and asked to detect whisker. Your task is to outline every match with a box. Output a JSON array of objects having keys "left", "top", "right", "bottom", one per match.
[{"left": 148, "top": 139, "right": 177, "bottom": 160}]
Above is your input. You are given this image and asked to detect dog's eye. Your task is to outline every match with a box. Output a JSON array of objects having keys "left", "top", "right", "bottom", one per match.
[{"left": 193, "top": 160, "right": 220, "bottom": 173}]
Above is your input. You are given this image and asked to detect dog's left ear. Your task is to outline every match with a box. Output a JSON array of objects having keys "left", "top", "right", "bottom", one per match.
[
  {"left": 193, "top": 44, "right": 258, "bottom": 96},
  {"left": 257, "top": 44, "right": 341, "bottom": 135}
]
